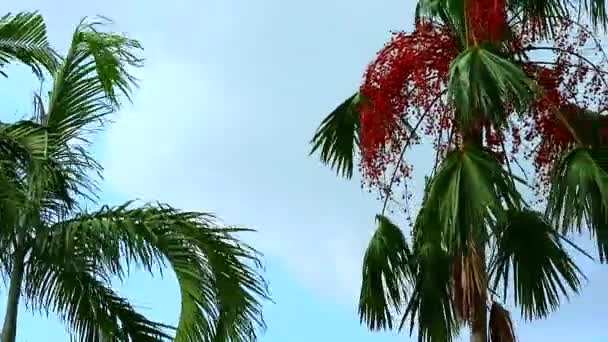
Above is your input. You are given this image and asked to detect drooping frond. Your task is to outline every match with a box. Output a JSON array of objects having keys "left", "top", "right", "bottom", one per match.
[
  {"left": 310, "top": 92, "right": 361, "bottom": 179},
  {"left": 0, "top": 12, "right": 58, "bottom": 78},
  {"left": 358, "top": 215, "right": 414, "bottom": 330},
  {"left": 33, "top": 202, "right": 269, "bottom": 342},
  {"left": 392, "top": 203, "right": 459, "bottom": 342},
  {"left": 508, "top": 0, "right": 567, "bottom": 38},
  {"left": 490, "top": 209, "right": 583, "bottom": 319},
  {"left": 579, "top": 0, "right": 608, "bottom": 31},
  {"left": 452, "top": 247, "right": 486, "bottom": 323},
  {"left": 415, "top": 0, "right": 467, "bottom": 44},
  {"left": 423, "top": 146, "right": 523, "bottom": 252},
  {"left": 448, "top": 47, "right": 536, "bottom": 129},
  {"left": 489, "top": 301, "right": 516, "bottom": 342},
  {"left": 547, "top": 147, "right": 608, "bottom": 262},
  {"left": 23, "top": 254, "right": 173, "bottom": 341}
]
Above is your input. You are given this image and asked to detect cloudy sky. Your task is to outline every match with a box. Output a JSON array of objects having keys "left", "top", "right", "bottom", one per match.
[{"left": 0, "top": 0, "right": 607, "bottom": 341}]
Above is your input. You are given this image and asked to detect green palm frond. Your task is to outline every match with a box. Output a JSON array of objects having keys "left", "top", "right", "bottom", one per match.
[
  {"left": 579, "top": 0, "right": 608, "bottom": 31},
  {"left": 310, "top": 92, "right": 361, "bottom": 179},
  {"left": 0, "top": 12, "right": 58, "bottom": 78},
  {"left": 23, "top": 256, "right": 173, "bottom": 341},
  {"left": 490, "top": 209, "right": 582, "bottom": 320},
  {"left": 448, "top": 47, "right": 536, "bottom": 129},
  {"left": 401, "top": 214, "right": 458, "bottom": 342},
  {"left": 507, "top": 0, "right": 567, "bottom": 38},
  {"left": 45, "top": 17, "right": 142, "bottom": 139},
  {"left": 33, "top": 202, "right": 269, "bottom": 342},
  {"left": 416, "top": 0, "right": 466, "bottom": 44},
  {"left": 358, "top": 215, "right": 414, "bottom": 330},
  {"left": 547, "top": 147, "right": 608, "bottom": 262},
  {"left": 424, "top": 146, "right": 522, "bottom": 252}
]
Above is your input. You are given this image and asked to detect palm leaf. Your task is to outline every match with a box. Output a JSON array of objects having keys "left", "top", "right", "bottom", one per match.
[
  {"left": 488, "top": 301, "right": 516, "bottom": 342},
  {"left": 579, "top": 0, "right": 608, "bottom": 31},
  {"left": 416, "top": 0, "right": 466, "bottom": 45},
  {"left": 34, "top": 202, "right": 269, "bottom": 342},
  {"left": 489, "top": 209, "right": 582, "bottom": 320},
  {"left": 423, "top": 146, "right": 522, "bottom": 252},
  {"left": 310, "top": 92, "right": 361, "bottom": 179},
  {"left": 0, "top": 12, "right": 58, "bottom": 77},
  {"left": 401, "top": 211, "right": 458, "bottom": 342},
  {"left": 507, "top": 0, "right": 567, "bottom": 38},
  {"left": 448, "top": 47, "right": 536, "bottom": 129},
  {"left": 45, "top": 17, "right": 143, "bottom": 141},
  {"left": 358, "top": 215, "right": 414, "bottom": 330},
  {"left": 547, "top": 147, "right": 608, "bottom": 262},
  {"left": 23, "top": 254, "right": 173, "bottom": 341}
]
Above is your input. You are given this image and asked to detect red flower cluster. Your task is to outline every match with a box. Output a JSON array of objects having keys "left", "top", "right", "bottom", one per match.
[{"left": 359, "top": 22, "right": 459, "bottom": 186}]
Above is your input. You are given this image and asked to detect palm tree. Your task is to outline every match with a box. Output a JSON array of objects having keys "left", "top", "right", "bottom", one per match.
[
  {"left": 0, "top": 18, "right": 269, "bottom": 342},
  {"left": 310, "top": 1, "right": 608, "bottom": 341}
]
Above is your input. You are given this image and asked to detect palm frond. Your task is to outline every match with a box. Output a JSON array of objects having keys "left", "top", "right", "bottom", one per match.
[
  {"left": 23, "top": 255, "right": 173, "bottom": 341},
  {"left": 0, "top": 12, "right": 58, "bottom": 78},
  {"left": 385, "top": 201, "right": 458, "bottom": 342},
  {"left": 579, "top": 0, "right": 608, "bottom": 31},
  {"left": 45, "top": 17, "right": 143, "bottom": 141},
  {"left": 35, "top": 202, "right": 269, "bottom": 342},
  {"left": 401, "top": 217, "right": 458, "bottom": 342},
  {"left": 489, "top": 301, "right": 516, "bottom": 342},
  {"left": 416, "top": 0, "right": 466, "bottom": 45},
  {"left": 358, "top": 215, "right": 414, "bottom": 330},
  {"left": 490, "top": 209, "right": 583, "bottom": 320},
  {"left": 310, "top": 92, "right": 361, "bottom": 179},
  {"left": 423, "top": 146, "right": 522, "bottom": 252},
  {"left": 448, "top": 47, "right": 536, "bottom": 129},
  {"left": 507, "top": 0, "right": 567, "bottom": 39},
  {"left": 547, "top": 147, "right": 608, "bottom": 262}
]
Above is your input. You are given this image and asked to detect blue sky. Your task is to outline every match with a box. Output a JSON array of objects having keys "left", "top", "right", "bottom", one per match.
[{"left": 0, "top": 0, "right": 607, "bottom": 341}]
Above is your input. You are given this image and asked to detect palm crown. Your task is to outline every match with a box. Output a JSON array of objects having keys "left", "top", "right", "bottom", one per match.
[
  {"left": 0, "top": 14, "right": 269, "bottom": 342},
  {"left": 311, "top": 1, "right": 608, "bottom": 341}
]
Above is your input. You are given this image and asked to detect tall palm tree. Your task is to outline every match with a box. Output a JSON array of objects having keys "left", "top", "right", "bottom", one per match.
[
  {"left": 310, "top": 1, "right": 608, "bottom": 341},
  {"left": 0, "top": 18, "right": 269, "bottom": 342}
]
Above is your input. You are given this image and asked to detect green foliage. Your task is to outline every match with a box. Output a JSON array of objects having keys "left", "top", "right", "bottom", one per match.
[
  {"left": 310, "top": 92, "right": 361, "bottom": 179},
  {"left": 508, "top": 0, "right": 567, "bottom": 38},
  {"left": 490, "top": 209, "right": 582, "bottom": 319},
  {"left": 0, "top": 16, "right": 269, "bottom": 342},
  {"left": 423, "top": 146, "right": 522, "bottom": 251},
  {"left": 547, "top": 147, "right": 608, "bottom": 262},
  {"left": 0, "top": 12, "right": 58, "bottom": 77},
  {"left": 448, "top": 47, "right": 536, "bottom": 130},
  {"left": 359, "top": 215, "right": 413, "bottom": 330}
]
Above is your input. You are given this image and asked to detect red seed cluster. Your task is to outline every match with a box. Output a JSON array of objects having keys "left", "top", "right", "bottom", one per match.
[
  {"left": 467, "top": 0, "right": 507, "bottom": 43},
  {"left": 359, "top": 22, "right": 459, "bottom": 187},
  {"left": 355, "top": 7, "right": 608, "bottom": 206}
]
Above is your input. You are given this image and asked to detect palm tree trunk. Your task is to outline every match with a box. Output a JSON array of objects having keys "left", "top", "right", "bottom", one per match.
[
  {"left": 470, "top": 248, "right": 487, "bottom": 342},
  {"left": 1, "top": 234, "right": 27, "bottom": 342},
  {"left": 464, "top": 122, "right": 488, "bottom": 342}
]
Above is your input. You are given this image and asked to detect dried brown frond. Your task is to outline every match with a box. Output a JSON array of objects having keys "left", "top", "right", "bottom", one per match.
[
  {"left": 489, "top": 302, "right": 516, "bottom": 342},
  {"left": 452, "top": 245, "right": 486, "bottom": 323}
]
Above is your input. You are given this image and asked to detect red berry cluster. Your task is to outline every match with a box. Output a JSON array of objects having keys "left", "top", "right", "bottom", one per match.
[
  {"left": 356, "top": 8, "right": 608, "bottom": 205},
  {"left": 468, "top": 0, "right": 507, "bottom": 43},
  {"left": 359, "top": 22, "right": 459, "bottom": 188}
]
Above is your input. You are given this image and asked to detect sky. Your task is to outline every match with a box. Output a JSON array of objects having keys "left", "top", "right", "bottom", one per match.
[{"left": 0, "top": 0, "right": 607, "bottom": 341}]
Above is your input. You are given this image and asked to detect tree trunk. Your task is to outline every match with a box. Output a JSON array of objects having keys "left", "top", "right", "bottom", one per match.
[
  {"left": 469, "top": 249, "right": 488, "bottom": 342},
  {"left": 2, "top": 235, "right": 27, "bottom": 342},
  {"left": 463, "top": 121, "right": 488, "bottom": 342}
]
